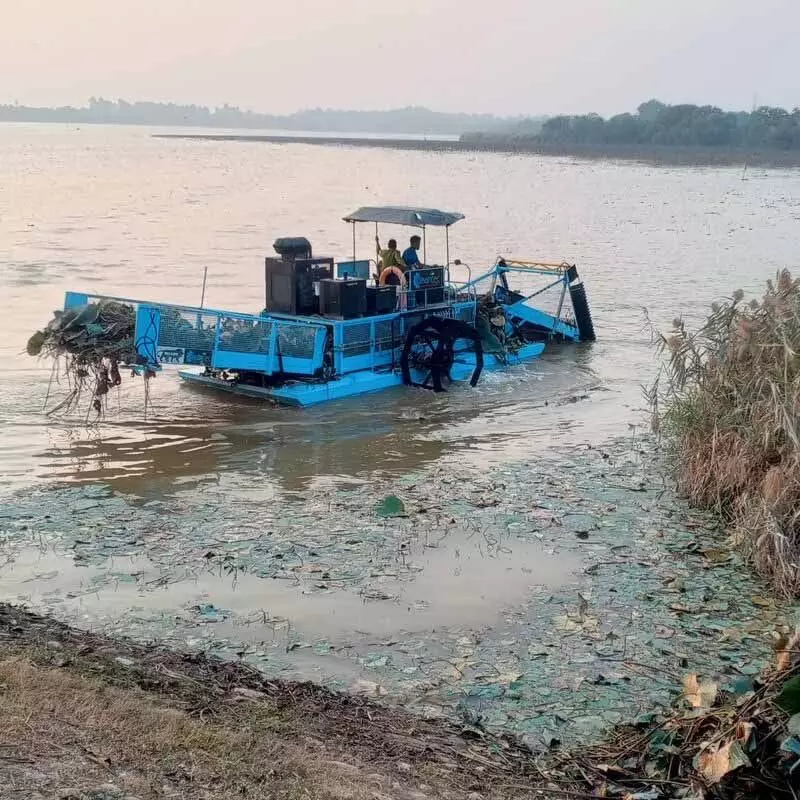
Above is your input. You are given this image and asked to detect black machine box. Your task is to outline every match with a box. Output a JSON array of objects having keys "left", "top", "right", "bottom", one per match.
[
  {"left": 264, "top": 256, "right": 333, "bottom": 316},
  {"left": 366, "top": 285, "right": 397, "bottom": 315},
  {"left": 319, "top": 278, "right": 367, "bottom": 319}
]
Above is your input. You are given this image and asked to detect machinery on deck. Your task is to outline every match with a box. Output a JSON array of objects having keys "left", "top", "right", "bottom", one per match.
[{"left": 60, "top": 206, "right": 595, "bottom": 407}]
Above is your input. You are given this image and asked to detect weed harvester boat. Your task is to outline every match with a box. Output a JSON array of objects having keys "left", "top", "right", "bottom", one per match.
[{"left": 40, "top": 206, "right": 595, "bottom": 409}]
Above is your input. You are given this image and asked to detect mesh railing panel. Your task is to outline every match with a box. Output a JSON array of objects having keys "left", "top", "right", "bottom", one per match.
[
  {"left": 276, "top": 323, "right": 317, "bottom": 359},
  {"left": 158, "top": 310, "right": 218, "bottom": 352},
  {"left": 373, "top": 320, "right": 397, "bottom": 352},
  {"left": 342, "top": 322, "right": 372, "bottom": 356},
  {"left": 217, "top": 317, "right": 272, "bottom": 353},
  {"left": 399, "top": 313, "right": 425, "bottom": 337}
]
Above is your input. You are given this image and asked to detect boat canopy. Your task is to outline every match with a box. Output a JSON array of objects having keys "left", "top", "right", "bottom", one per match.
[{"left": 343, "top": 206, "right": 465, "bottom": 228}]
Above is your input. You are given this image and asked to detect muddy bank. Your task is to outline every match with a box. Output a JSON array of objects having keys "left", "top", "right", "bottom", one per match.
[
  {"left": 2, "top": 436, "right": 796, "bottom": 750},
  {"left": 0, "top": 603, "right": 544, "bottom": 800}
]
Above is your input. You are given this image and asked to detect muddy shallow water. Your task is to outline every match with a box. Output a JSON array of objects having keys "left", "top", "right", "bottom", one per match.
[{"left": 1, "top": 124, "right": 799, "bottom": 744}]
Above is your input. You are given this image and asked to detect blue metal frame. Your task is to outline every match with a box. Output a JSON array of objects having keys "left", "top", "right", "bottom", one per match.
[
  {"left": 67, "top": 293, "right": 329, "bottom": 376},
  {"left": 460, "top": 262, "right": 580, "bottom": 342}
]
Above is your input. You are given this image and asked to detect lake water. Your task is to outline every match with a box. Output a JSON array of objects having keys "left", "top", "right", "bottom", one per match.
[{"left": 2, "top": 122, "right": 797, "bottom": 497}]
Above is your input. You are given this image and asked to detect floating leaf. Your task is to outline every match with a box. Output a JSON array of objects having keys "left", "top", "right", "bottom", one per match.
[
  {"left": 781, "top": 736, "right": 800, "bottom": 756},
  {"left": 527, "top": 644, "right": 550, "bottom": 658},
  {"left": 553, "top": 615, "right": 582, "bottom": 632},
  {"left": 360, "top": 654, "right": 389, "bottom": 668},
  {"left": 701, "top": 548, "right": 730, "bottom": 564},
  {"left": 683, "top": 674, "right": 717, "bottom": 709},
  {"left": 750, "top": 595, "right": 774, "bottom": 608},
  {"left": 351, "top": 679, "right": 387, "bottom": 696},
  {"left": 475, "top": 669, "right": 524, "bottom": 686},
  {"left": 776, "top": 676, "right": 800, "bottom": 714},
  {"left": 696, "top": 740, "right": 750, "bottom": 784},
  {"left": 728, "top": 675, "right": 754, "bottom": 697},
  {"left": 376, "top": 494, "right": 405, "bottom": 517},
  {"left": 553, "top": 674, "right": 585, "bottom": 691},
  {"left": 194, "top": 603, "right": 225, "bottom": 622},
  {"left": 293, "top": 563, "right": 324, "bottom": 573},
  {"left": 554, "top": 614, "right": 599, "bottom": 633}
]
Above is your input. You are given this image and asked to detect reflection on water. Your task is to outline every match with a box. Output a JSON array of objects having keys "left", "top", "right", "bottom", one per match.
[
  {"left": 1, "top": 526, "right": 577, "bottom": 640},
  {"left": 1, "top": 124, "right": 799, "bottom": 496},
  {"left": 30, "top": 353, "right": 607, "bottom": 497},
  {"left": 8, "top": 337, "right": 609, "bottom": 497}
]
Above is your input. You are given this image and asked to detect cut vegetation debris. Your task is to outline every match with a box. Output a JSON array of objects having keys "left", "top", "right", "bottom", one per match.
[
  {"left": 650, "top": 269, "right": 800, "bottom": 597},
  {"left": 546, "top": 629, "right": 800, "bottom": 798},
  {"left": 27, "top": 300, "right": 140, "bottom": 416}
]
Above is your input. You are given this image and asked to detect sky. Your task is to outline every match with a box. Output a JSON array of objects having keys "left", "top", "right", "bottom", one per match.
[{"left": 1, "top": 0, "right": 798, "bottom": 116}]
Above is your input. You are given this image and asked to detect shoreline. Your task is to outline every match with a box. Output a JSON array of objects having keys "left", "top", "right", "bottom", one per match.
[
  {"left": 153, "top": 132, "right": 800, "bottom": 167},
  {"left": 1, "top": 437, "right": 793, "bottom": 747},
  {"left": 2, "top": 593, "right": 795, "bottom": 799}
]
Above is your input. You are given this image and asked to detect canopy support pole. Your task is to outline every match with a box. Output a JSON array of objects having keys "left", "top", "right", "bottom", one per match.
[
  {"left": 352, "top": 222, "right": 356, "bottom": 264},
  {"left": 423, "top": 226, "right": 427, "bottom": 263},
  {"left": 445, "top": 226, "right": 450, "bottom": 268},
  {"left": 200, "top": 266, "right": 208, "bottom": 308}
]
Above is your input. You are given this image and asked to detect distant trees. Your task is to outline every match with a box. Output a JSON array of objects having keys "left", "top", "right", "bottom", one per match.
[
  {"left": 535, "top": 100, "right": 800, "bottom": 150},
  {"left": 0, "top": 99, "right": 518, "bottom": 136},
  {"left": 6, "top": 97, "right": 800, "bottom": 151}
]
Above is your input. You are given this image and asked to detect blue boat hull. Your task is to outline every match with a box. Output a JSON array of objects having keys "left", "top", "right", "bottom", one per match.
[{"left": 178, "top": 341, "right": 545, "bottom": 407}]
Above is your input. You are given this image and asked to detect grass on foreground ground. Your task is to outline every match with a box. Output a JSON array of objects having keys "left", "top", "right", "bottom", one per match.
[
  {"left": 649, "top": 269, "right": 800, "bottom": 597},
  {"left": 0, "top": 605, "right": 542, "bottom": 800}
]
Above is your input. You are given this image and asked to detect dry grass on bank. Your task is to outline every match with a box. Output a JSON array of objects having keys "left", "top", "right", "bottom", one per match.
[
  {"left": 649, "top": 269, "right": 800, "bottom": 597},
  {"left": 0, "top": 657, "right": 396, "bottom": 800},
  {"left": 0, "top": 605, "right": 549, "bottom": 800}
]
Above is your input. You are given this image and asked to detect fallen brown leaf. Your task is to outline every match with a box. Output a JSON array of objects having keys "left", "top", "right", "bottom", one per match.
[
  {"left": 776, "top": 629, "right": 800, "bottom": 673},
  {"left": 697, "top": 740, "right": 750, "bottom": 784},
  {"left": 735, "top": 721, "right": 754, "bottom": 745},
  {"left": 683, "top": 674, "right": 717, "bottom": 709}
]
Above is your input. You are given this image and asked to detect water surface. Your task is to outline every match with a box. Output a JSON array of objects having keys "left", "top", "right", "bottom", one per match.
[{"left": 2, "top": 123, "right": 797, "bottom": 496}]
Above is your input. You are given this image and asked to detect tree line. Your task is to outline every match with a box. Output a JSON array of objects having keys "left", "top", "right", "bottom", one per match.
[
  {"left": 464, "top": 100, "right": 800, "bottom": 150},
  {"left": 0, "top": 97, "right": 519, "bottom": 136}
]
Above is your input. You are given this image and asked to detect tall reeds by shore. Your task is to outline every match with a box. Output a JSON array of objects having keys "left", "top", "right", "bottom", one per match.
[{"left": 650, "top": 269, "right": 800, "bottom": 597}]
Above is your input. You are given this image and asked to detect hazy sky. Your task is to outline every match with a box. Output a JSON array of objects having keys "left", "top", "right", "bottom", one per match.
[{"left": 2, "top": 0, "right": 798, "bottom": 116}]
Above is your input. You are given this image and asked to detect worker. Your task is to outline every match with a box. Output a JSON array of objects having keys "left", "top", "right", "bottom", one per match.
[
  {"left": 402, "top": 235, "right": 422, "bottom": 269},
  {"left": 375, "top": 236, "right": 407, "bottom": 272}
]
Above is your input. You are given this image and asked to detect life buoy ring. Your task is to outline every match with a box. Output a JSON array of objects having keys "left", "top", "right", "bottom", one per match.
[
  {"left": 378, "top": 266, "right": 406, "bottom": 287},
  {"left": 378, "top": 266, "right": 406, "bottom": 310}
]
